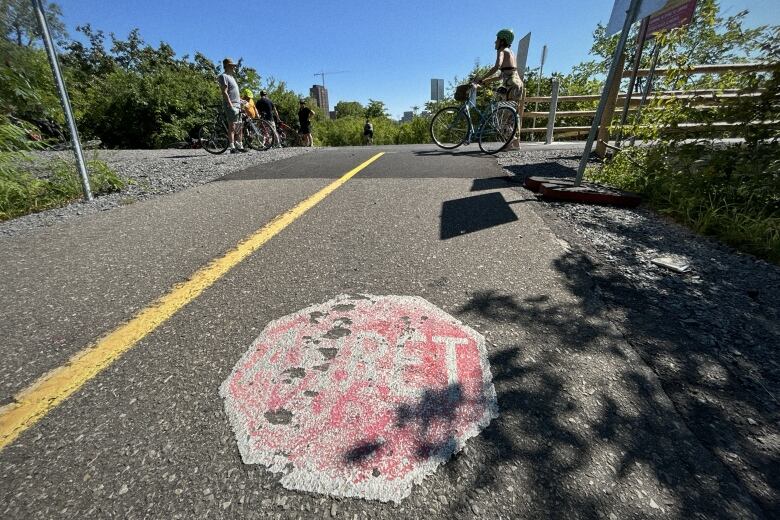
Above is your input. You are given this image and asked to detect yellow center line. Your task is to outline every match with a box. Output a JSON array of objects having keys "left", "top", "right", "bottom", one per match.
[{"left": 0, "top": 152, "right": 385, "bottom": 451}]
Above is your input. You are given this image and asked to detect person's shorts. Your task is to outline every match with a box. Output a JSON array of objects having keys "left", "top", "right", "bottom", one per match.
[
  {"left": 299, "top": 124, "right": 311, "bottom": 134},
  {"left": 496, "top": 85, "right": 522, "bottom": 102},
  {"left": 224, "top": 103, "right": 241, "bottom": 123},
  {"left": 364, "top": 131, "right": 373, "bottom": 138}
]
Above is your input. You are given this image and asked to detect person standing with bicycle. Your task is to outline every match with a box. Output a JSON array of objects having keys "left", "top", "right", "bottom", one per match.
[
  {"left": 474, "top": 29, "right": 523, "bottom": 149},
  {"left": 256, "top": 90, "right": 282, "bottom": 148},
  {"left": 218, "top": 58, "right": 246, "bottom": 153}
]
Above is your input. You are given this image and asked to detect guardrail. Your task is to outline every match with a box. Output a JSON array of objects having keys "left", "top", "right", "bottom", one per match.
[{"left": 518, "top": 62, "right": 777, "bottom": 150}]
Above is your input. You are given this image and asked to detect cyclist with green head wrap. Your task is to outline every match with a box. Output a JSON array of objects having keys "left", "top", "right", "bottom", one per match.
[{"left": 475, "top": 29, "right": 523, "bottom": 148}]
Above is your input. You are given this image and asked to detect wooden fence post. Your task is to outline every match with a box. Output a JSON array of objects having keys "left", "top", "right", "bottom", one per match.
[
  {"left": 517, "top": 86, "right": 526, "bottom": 135},
  {"left": 596, "top": 51, "right": 626, "bottom": 157},
  {"left": 545, "top": 78, "right": 559, "bottom": 145}
]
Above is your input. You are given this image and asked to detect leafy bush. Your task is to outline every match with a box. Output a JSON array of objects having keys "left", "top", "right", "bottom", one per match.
[
  {"left": 312, "top": 115, "right": 431, "bottom": 147},
  {"left": 78, "top": 66, "right": 219, "bottom": 148}
]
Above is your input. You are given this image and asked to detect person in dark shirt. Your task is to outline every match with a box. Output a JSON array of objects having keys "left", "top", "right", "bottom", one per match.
[
  {"left": 298, "top": 99, "right": 315, "bottom": 147},
  {"left": 256, "top": 90, "right": 281, "bottom": 147}
]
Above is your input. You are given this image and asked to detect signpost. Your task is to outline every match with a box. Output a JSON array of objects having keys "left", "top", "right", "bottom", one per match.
[
  {"left": 221, "top": 294, "right": 498, "bottom": 503},
  {"left": 31, "top": 0, "right": 92, "bottom": 201},
  {"left": 575, "top": 0, "right": 642, "bottom": 184},
  {"left": 614, "top": 16, "right": 650, "bottom": 147}
]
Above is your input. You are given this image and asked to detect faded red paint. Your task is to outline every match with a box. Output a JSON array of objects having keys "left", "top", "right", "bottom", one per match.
[{"left": 221, "top": 296, "right": 496, "bottom": 497}]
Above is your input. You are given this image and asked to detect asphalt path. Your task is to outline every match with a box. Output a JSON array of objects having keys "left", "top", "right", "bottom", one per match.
[{"left": 0, "top": 144, "right": 766, "bottom": 519}]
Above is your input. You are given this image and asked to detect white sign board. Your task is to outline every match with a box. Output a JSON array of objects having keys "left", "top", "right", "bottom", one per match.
[
  {"left": 606, "top": 0, "right": 689, "bottom": 35},
  {"left": 516, "top": 32, "right": 531, "bottom": 81}
]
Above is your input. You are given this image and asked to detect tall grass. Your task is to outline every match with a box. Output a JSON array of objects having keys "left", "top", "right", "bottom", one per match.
[
  {"left": 0, "top": 115, "right": 124, "bottom": 221},
  {"left": 587, "top": 143, "right": 780, "bottom": 263}
]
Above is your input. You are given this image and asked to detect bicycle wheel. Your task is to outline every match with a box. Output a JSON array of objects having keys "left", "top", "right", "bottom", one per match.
[
  {"left": 430, "top": 106, "right": 470, "bottom": 149},
  {"left": 478, "top": 105, "right": 518, "bottom": 154},
  {"left": 198, "top": 119, "right": 229, "bottom": 154},
  {"left": 245, "top": 119, "right": 274, "bottom": 151}
]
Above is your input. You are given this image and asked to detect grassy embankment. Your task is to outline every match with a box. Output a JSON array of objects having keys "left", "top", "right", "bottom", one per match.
[
  {"left": 1, "top": 120, "right": 124, "bottom": 221},
  {"left": 586, "top": 143, "right": 780, "bottom": 264}
]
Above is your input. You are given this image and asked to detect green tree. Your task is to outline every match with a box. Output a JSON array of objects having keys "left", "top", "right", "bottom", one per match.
[
  {"left": 365, "top": 99, "right": 389, "bottom": 119},
  {"left": 334, "top": 101, "right": 364, "bottom": 119},
  {"left": 1, "top": 0, "right": 67, "bottom": 46}
]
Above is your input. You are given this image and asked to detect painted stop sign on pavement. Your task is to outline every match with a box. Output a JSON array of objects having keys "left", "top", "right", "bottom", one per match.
[{"left": 220, "top": 294, "right": 498, "bottom": 503}]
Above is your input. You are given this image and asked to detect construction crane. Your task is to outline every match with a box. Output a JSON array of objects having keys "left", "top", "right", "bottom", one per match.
[{"left": 314, "top": 70, "right": 348, "bottom": 88}]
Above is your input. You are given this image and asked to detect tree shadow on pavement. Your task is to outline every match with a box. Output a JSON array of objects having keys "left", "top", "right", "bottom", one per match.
[{"left": 436, "top": 249, "right": 772, "bottom": 519}]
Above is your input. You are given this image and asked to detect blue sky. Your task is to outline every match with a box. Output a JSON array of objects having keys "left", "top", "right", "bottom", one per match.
[{"left": 60, "top": 1, "right": 778, "bottom": 119}]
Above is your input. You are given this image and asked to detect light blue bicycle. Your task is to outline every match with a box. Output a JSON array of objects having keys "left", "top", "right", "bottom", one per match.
[{"left": 429, "top": 83, "right": 518, "bottom": 154}]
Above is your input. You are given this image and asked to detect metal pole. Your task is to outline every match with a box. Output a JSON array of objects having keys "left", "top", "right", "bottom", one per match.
[
  {"left": 32, "top": 0, "right": 92, "bottom": 201},
  {"left": 530, "top": 44, "right": 547, "bottom": 141},
  {"left": 629, "top": 42, "right": 661, "bottom": 147},
  {"left": 614, "top": 16, "right": 649, "bottom": 147},
  {"left": 545, "top": 78, "right": 559, "bottom": 145},
  {"left": 574, "top": 0, "right": 641, "bottom": 186}
]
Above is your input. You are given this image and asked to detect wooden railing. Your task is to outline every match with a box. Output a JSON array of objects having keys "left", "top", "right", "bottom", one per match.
[{"left": 517, "top": 62, "right": 777, "bottom": 152}]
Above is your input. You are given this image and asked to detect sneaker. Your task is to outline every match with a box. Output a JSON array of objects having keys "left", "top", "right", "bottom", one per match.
[
  {"left": 229, "top": 148, "right": 239, "bottom": 154},
  {"left": 237, "top": 146, "right": 248, "bottom": 153}
]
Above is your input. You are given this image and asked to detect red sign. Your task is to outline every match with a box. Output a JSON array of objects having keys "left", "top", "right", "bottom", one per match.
[
  {"left": 648, "top": 0, "right": 697, "bottom": 36},
  {"left": 220, "top": 294, "right": 498, "bottom": 503}
]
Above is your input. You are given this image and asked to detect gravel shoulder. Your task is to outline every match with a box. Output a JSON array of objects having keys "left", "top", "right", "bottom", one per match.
[
  {"left": 0, "top": 147, "right": 314, "bottom": 237},
  {"left": 497, "top": 149, "right": 780, "bottom": 518}
]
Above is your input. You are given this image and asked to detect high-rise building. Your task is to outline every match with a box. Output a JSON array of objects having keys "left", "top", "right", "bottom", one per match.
[
  {"left": 310, "top": 85, "right": 330, "bottom": 119},
  {"left": 402, "top": 111, "right": 414, "bottom": 123}
]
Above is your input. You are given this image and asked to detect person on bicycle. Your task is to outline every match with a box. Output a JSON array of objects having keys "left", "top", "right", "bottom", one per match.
[
  {"left": 298, "top": 99, "right": 315, "bottom": 147},
  {"left": 218, "top": 58, "right": 246, "bottom": 153},
  {"left": 474, "top": 29, "right": 523, "bottom": 149},
  {"left": 363, "top": 118, "right": 374, "bottom": 145},
  {"left": 256, "top": 90, "right": 282, "bottom": 147}
]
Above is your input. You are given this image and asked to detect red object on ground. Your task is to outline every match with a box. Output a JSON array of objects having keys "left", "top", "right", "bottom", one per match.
[
  {"left": 539, "top": 183, "right": 642, "bottom": 207},
  {"left": 523, "top": 176, "right": 573, "bottom": 192},
  {"left": 220, "top": 294, "right": 498, "bottom": 503},
  {"left": 523, "top": 176, "right": 641, "bottom": 207}
]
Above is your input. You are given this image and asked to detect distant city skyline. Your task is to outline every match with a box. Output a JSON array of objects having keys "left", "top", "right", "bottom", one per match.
[{"left": 59, "top": 0, "right": 780, "bottom": 120}]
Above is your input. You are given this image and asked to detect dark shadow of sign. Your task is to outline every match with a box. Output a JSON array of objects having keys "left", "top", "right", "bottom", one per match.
[
  {"left": 440, "top": 192, "right": 518, "bottom": 240},
  {"left": 470, "top": 176, "right": 524, "bottom": 192}
]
